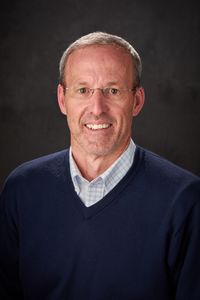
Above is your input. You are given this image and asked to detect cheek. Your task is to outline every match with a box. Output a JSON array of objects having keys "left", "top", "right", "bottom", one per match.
[
  {"left": 116, "top": 104, "right": 134, "bottom": 122},
  {"left": 66, "top": 106, "right": 84, "bottom": 128}
]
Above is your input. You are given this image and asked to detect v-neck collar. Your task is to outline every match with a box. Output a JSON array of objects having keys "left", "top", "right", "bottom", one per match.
[{"left": 63, "top": 146, "right": 144, "bottom": 220}]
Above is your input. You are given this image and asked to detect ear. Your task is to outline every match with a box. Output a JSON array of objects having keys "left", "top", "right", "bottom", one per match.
[
  {"left": 57, "top": 84, "right": 67, "bottom": 115},
  {"left": 132, "top": 86, "right": 145, "bottom": 117}
]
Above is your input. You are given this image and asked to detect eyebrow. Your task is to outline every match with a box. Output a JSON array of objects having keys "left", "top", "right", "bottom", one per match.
[
  {"left": 106, "top": 81, "right": 120, "bottom": 86},
  {"left": 74, "top": 81, "right": 121, "bottom": 86},
  {"left": 73, "top": 82, "right": 88, "bottom": 86}
]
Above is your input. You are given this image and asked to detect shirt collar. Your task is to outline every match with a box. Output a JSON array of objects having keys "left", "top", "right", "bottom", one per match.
[
  {"left": 69, "top": 139, "right": 136, "bottom": 194},
  {"left": 100, "top": 140, "right": 135, "bottom": 192}
]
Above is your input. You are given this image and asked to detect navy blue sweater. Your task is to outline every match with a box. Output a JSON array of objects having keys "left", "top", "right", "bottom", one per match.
[{"left": 0, "top": 146, "right": 200, "bottom": 300}]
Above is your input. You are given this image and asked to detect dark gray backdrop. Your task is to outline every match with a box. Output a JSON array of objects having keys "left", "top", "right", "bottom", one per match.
[{"left": 1, "top": 0, "right": 200, "bottom": 187}]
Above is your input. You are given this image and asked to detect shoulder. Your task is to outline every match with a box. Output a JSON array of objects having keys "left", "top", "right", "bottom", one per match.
[
  {"left": 135, "top": 145, "right": 200, "bottom": 203},
  {"left": 1, "top": 149, "right": 70, "bottom": 191},
  {"left": 136, "top": 145, "right": 199, "bottom": 183},
  {"left": 135, "top": 146, "right": 200, "bottom": 228}
]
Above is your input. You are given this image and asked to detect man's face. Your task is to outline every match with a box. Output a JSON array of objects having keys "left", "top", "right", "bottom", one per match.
[{"left": 58, "top": 45, "right": 144, "bottom": 159}]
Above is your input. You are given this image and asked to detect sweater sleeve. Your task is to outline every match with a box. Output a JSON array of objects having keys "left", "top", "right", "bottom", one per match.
[
  {"left": 167, "top": 181, "right": 200, "bottom": 300},
  {"left": 0, "top": 178, "right": 24, "bottom": 299}
]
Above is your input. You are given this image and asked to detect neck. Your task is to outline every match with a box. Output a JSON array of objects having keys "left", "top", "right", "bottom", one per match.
[{"left": 71, "top": 141, "right": 131, "bottom": 181}]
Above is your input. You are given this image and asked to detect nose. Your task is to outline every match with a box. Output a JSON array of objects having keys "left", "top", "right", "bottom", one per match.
[{"left": 89, "top": 89, "right": 108, "bottom": 116}]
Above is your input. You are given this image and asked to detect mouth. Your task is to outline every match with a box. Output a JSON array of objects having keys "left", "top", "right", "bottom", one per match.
[{"left": 85, "top": 123, "right": 112, "bottom": 130}]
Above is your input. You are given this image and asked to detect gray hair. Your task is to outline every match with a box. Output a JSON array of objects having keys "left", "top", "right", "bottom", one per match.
[{"left": 59, "top": 31, "right": 142, "bottom": 87}]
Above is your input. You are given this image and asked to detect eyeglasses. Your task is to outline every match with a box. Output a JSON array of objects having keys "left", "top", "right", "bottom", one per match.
[{"left": 64, "top": 86, "right": 137, "bottom": 100}]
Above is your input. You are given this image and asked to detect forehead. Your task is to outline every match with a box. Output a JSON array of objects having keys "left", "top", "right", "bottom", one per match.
[{"left": 65, "top": 45, "right": 134, "bottom": 83}]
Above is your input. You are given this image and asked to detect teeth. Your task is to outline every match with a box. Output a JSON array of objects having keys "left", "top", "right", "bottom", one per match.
[{"left": 86, "top": 124, "right": 110, "bottom": 130}]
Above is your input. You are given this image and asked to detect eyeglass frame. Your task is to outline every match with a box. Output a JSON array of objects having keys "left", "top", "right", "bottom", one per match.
[{"left": 63, "top": 86, "right": 138, "bottom": 99}]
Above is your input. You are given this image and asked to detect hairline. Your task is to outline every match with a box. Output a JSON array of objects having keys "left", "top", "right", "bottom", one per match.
[{"left": 59, "top": 32, "right": 142, "bottom": 87}]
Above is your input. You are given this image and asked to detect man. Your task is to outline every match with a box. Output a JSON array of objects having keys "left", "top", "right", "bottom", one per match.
[{"left": 0, "top": 32, "right": 200, "bottom": 300}]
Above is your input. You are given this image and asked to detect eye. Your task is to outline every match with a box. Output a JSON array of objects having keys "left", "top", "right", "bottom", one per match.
[
  {"left": 109, "top": 88, "right": 120, "bottom": 95},
  {"left": 77, "top": 87, "right": 88, "bottom": 94}
]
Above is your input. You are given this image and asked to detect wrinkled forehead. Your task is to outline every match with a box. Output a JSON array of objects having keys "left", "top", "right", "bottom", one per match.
[
  {"left": 64, "top": 45, "right": 134, "bottom": 85},
  {"left": 66, "top": 45, "right": 133, "bottom": 67}
]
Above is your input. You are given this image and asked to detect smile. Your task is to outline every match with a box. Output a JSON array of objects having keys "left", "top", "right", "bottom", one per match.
[{"left": 85, "top": 124, "right": 111, "bottom": 130}]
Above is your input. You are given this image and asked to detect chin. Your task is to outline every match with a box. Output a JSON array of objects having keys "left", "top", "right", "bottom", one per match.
[
  {"left": 84, "top": 142, "right": 117, "bottom": 157},
  {"left": 74, "top": 135, "right": 121, "bottom": 157}
]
